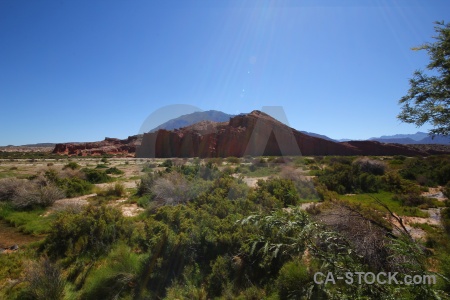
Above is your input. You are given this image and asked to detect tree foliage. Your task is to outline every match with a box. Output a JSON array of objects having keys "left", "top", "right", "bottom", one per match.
[{"left": 398, "top": 21, "right": 450, "bottom": 136}]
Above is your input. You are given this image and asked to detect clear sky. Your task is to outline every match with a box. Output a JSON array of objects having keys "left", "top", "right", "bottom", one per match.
[{"left": 0, "top": 0, "right": 448, "bottom": 145}]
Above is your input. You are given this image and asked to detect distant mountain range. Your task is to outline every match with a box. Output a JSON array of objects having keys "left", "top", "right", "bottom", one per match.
[
  {"left": 7, "top": 110, "right": 449, "bottom": 148},
  {"left": 2, "top": 143, "right": 56, "bottom": 147},
  {"left": 368, "top": 132, "right": 450, "bottom": 145},
  {"left": 371, "top": 132, "right": 429, "bottom": 141},
  {"left": 299, "top": 131, "right": 337, "bottom": 142},
  {"left": 295, "top": 131, "right": 448, "bottom": 145},
  {"left": 149, "top": 110, "right": 235, "bottom": 132}
]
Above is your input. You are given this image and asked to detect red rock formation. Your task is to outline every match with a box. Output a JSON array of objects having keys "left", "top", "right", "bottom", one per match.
[
  {"left": 136, "top": 111, "right": 434, "bottom": 158},
  {"left": 52, "top": 136, "right": 139, "bottom": 156},
  {"left": 53, "top": 111, "right": 449, "bottom": 157}
]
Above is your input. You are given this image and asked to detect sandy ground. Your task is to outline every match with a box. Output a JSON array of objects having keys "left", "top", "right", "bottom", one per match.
[
  {"left": 231, "top": 174, "right": 270, "bottom": 188},
  {"left": 95, "top": 181, "right": 138, "bottom": 189},
  {"left": 422, "top": 187, "right": 447, "bottom": 201},
  {"left": 0, "top": 220, "right": 41, "bottom": 249}
]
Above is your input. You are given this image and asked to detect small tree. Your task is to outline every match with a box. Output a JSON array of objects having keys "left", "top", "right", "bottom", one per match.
[{"left": 398, "top": 21, "right": 450, "bottom": 136}]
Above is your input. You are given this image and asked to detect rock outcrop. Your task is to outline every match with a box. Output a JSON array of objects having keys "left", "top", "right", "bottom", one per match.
[
  {"left": 52, "top": 136, "right": 139, "bottom": 156},
  {"left": 136, "top": 111, "right": 443, "bottom": 158},
  {"left": 52, "top": 111, "right": 450, "bottom": 157}
]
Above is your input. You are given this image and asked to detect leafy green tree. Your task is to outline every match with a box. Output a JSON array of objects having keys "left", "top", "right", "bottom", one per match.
[{"left": 398, "top": 21, "right": 450, "bottom": 136}]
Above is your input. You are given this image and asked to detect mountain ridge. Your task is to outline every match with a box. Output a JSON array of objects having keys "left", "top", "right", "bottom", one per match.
[{"left": 50, "top": 110, "right": 450, "bottom": 156}]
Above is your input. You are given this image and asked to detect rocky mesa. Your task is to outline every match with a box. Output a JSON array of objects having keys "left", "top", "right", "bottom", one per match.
[
  {"left": 52, "top": 110, "right": 450, "bottom": 157},
  {"left": 136, "top": 111, "right": 447, "bottom": 158},
  {"left": 52, "top": 136, "right": 139, "bottom": 156}
]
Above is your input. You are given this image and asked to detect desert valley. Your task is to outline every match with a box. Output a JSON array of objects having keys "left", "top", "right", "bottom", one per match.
[{"left": 1, "top": 110, "right": 450, "bottom": 299}]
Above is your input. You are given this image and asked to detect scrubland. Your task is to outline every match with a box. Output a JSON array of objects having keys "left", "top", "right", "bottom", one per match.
[{"left": 0, "top": 154, "right": 450, "bottom": 299}]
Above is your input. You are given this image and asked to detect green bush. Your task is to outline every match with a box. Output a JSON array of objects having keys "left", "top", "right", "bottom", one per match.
[
  {"left": 137, "top": 173, "right": 157, "bottom": 196},
  {"left": 44, "top": 169, "right": 93, "bottom": 198},
  {"left": 57, "top": 177, "right": 93, "bottom": 198},
  {"left": 255, "top": 178, "right": 300, "bottom": 207},
  {"left": 105, "top": 167, "right": 124, "bottom": 175},
  {"left": 316, "top": 159, "right": 385, "bottom": 194},
  {"left": 399, "top": 156, "right": 450, "bottom": 186},
  {"left": 276, "top": 259, "right": 311, "bottom": 300},
  {"left": 160, "top": 159, "right": 173, "bottom": 168},
  {"left": 43, "top": 204, "right": 130, "bottom": 259},
  {"left": 393, "top": 192, "right": 428, "bottom": 207},
  {"left": 137, "top": 194, "right": 153, "bottom": 208},
  {"left": 96, "top": 182, "right": 126, "bottom": 198},
  {"left": 81, "top": 244, "right": 142, "bottom": 300},
  {"left": 82, "top": 168, "right": 111, "bottom": 184},
  {"left": 352, "top": 157, "right": 386, "bottom": 175},
  {"left": 443, "top": 182, "right": 450, "bottom": 199},
  {"left": 226, "top": 156, "right": 241, "bottom": 164},
  {"left": 207, "top": 256, "right": 232, "bottom": 297},
  {"left": 95, "top": 164, "right": 108, "bottom": 169},
  {"left": 63, "top": 162, "right": 80, "bottom": 170},
  {"left": 442, "top": 205, "right": 450, "bottom": 236}
]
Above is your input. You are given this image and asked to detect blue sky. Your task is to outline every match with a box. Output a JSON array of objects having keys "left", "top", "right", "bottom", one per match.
[{"left": 0, "top": 0, "right": 448, "bottom": 145}]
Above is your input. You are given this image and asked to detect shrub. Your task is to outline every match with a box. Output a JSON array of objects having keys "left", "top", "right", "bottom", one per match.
[
  {"left": 152, "top": 172, "right": 190, "bottom": 205},
  {"left": 0, "top": 178, "right": 24, "bottom": 201},
  {"left": 81, "top": 244, "right": 142, "bottom": 300},
  {"left": 444, "top": 182, "right": 450, "bottom": 199},
  {"left": 393, "top": 192, "right": 427, "bottom": 207},
  {"left": 96, "top": 182, "right": 126, "bottom": 198},
  {"left": 441, "top": 204, "right": 450, "bottom": 236},
  {"left": 25, "top": 257, "right": 65, "bottom": 300},
  {"left": 63, "top": 162, "right": 80, "bottom": 170},
  {"left": 38, "top": 185, "right": 66, "bottom": 207},
  {"left": 137, "top": 173, "right": 157, "bottom": 196},
  {"left": 207, "top": 157, "right": 223, "bottom": 166},
  {"left": 137, "top": 194, "right": 153, "bottom": 208},
  {"left": 255, "top": 177, "right": 300, "bottom": 207},
  {"left": 353, "top": 157, "right": 386, "bottom": 175},
  {"left": 57, "top": 177, "right": 93, "bottom": 198},
  {"left": 0, "top": 177, "right": 64, "bottom": 209},
  {"left": 82, "top": 168, "right": 111, "bottom": 184},
  {"left": 10, "top": 184, "right": 41, "bottom": 209},
  {"left": 44, "top": 204, "right": 129, "bottom": 258},
  {"left": 276, "top": 259, "right": 311, "bottom": 299},
  {"left": 105, "top": 167, "right": 124, "bottom": 175},
  {"left": 280, "top": 166, "right": 319, "bottom": 200},
  {"left": 225, "top": 156, "right": 240, "bottom": 164},
  {"left": 161, "top": 159, "right": 173, "bottom": 168},
  {"left": 207, "top": 256, "right": 232, "bottom": 297},
  {"left": 95, "top": 164, "right": 108, "bottom": 169}
]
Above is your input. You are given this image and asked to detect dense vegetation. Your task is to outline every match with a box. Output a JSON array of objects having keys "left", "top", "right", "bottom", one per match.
[{"left": 0, "top": 155, "right": 450, "bottom": 299}]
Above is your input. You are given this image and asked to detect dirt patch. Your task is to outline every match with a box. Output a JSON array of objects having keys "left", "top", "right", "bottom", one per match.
[
  {"left": 390, "top": 207, "right": 442, "bottom": 240},
  {"left": 95, "top": 181, "right": 137, "bottom": 189},
  {"left": 232, "top": 175, "right": 269, "bottom": 188},
  {"left": 0, "top": 220, "right": 42, "bottom": 250},
  {"left": 109, "top": 199, "right": 144, "bottom": 217},
  {"left": 299, "top": 202, "right": 319, "bottom": 210},
  {"left": 422, "top": 187, "right": 447, "bottom": 202},
  {"left": 120, "top": 204, "right": 144, "bottom": 217}
]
